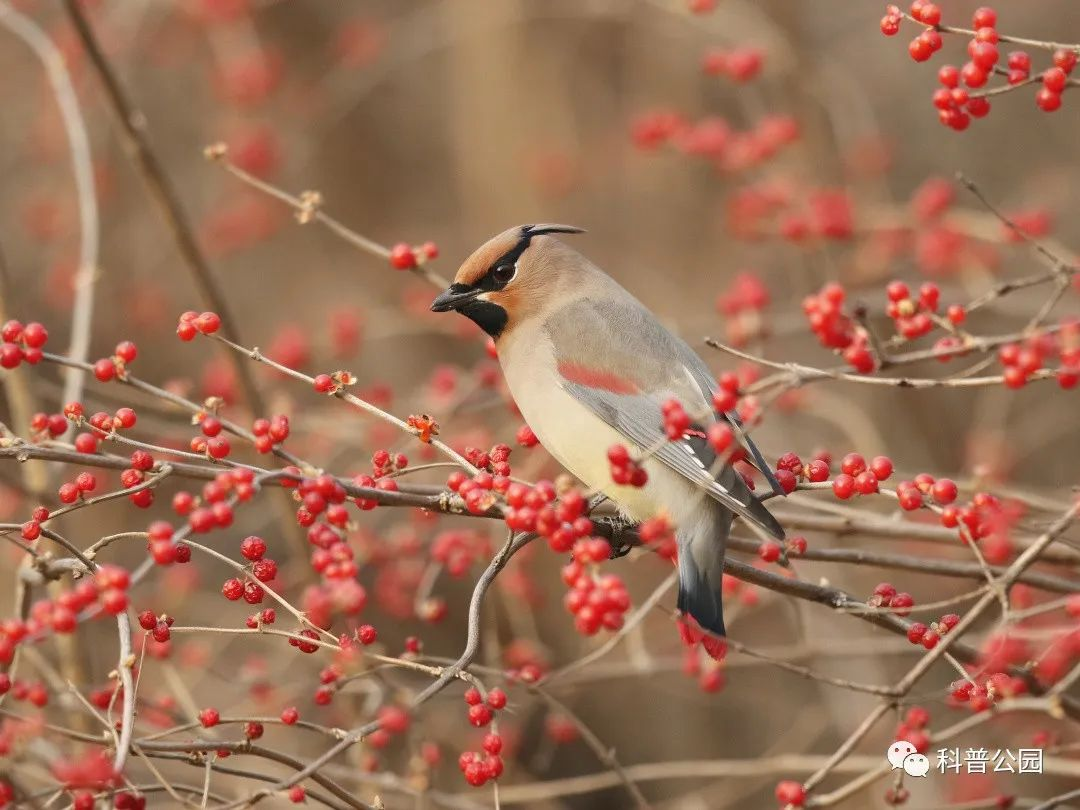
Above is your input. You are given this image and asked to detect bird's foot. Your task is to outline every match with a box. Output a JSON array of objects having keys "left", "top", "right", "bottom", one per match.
[{"left": 596, "top": 515, "right": 638, "bottom": 559}]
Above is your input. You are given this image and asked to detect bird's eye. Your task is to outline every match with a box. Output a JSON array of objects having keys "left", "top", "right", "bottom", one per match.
[{"left": 491, "top": 263, "right": 516, "bottom": 284}]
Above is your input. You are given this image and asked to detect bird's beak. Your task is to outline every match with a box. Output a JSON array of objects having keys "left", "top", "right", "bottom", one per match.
[{"left": 431, "top": 284, "right": 481, "bottom": 312}]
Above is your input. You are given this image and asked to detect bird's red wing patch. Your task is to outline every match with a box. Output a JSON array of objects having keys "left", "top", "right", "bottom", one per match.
[{"left": 557, "top": 360, "right": 640, "bottom": 395}]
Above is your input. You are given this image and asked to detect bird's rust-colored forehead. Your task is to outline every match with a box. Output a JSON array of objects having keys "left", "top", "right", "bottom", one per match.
[{"left": 454, "top": 226, "right": 525, "bottom": 286}]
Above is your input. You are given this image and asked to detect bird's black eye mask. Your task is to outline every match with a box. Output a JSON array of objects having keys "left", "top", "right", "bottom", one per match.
[{"left": 478, "top": 224, "right": 585, "bottom": 293}]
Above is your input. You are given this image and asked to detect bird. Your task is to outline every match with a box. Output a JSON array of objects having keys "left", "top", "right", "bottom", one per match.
[{"left": 430, "top": 224, "right": 784, "bottom": 638}]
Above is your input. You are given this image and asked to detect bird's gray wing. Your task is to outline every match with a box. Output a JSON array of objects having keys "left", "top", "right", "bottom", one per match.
[
  {"left": 672, "top": 334, "right": 785, "bottom": 496},
  {"left": 546, "top": 297, "right": 783, "bottom": 538}
]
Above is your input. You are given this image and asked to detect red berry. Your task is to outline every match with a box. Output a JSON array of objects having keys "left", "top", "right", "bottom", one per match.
[
  {"left": 908, "top": 36, "right": 932, "bottom": 63},
  {"left": 932, "top": 478, "right": 958, "bottom": 504},
  {"left": 100, "top": 588, "right": 128, "bottom": 615},
  {"left": 1043, "top": 67, "right": 1067, "bottom": 93},
  {"left": 93, "top": 358, "right": 116, "bottom": 382},
  {"left": 840, "top": 453, "right": 866, "bottom": 476},
  {"left": 240, "top": 536, "right": 266, "bottom": 560},
  {"left": 74, "top": 433, "right": 98, "bottom": 454},
  {"left": 206, "top": 436, "right": 231, "bottom": 459},
  {"left": 356, "top": 624, "right": 377, "bottom": 645},
  {"left": 890, "top": 592, "right": 915, "bottom": 616},
  {"left": 114, "top": 407, "right": 137, "bottom": 429},
  {"left": 22, "top": 322, "right": 48, "bottom": 348},
  {"left": 221, "top": 578, "right": 244, "bottom": 600},
  {"left": 1036, "top": 88, "right": 1062, "bottom": 112},
  {"left": 907, "top": 623, "right": 927, "bottom": 644},
  {"left": 758, "top": 540, "right": 782, "bottom": 563},
  {"left": 971, "top": 6, "right": 996, "bottom": 28},
  {"left": 854, "top": 471, "right": 879, "bottom": 495},
  {"left": 832, "top": 473, "right": 855, "bottom": 499},
  {"left": 880, "top": 15, "right": 900, "bottom": 36},
  {"left": 199, "top": 707, "right": 220, "bottom": 727},
  {"left": 195, "top": 312, "right": 221, "bottom": 334},
  {"left": 869, "top": 456, "right": 893, "bottom": 481},
  {"left": 389, "top": 243, "right": 417, "bottom": 270},
  {"left": 775, "top": 780, "right": 805, "bottom": 807},
  {"left": 115, "top": 341, "right": 137, "bottom": 363},
  {"left": 467, "top": 703, "right": 493, "bottom": 727},
  {"left": 1053, "top": 48, "right": 1078, "bottom": 74}
]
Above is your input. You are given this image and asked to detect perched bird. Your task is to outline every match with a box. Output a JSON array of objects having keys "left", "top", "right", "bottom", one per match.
[{"left": 431, "top": 224, "right": 784, "bottom": 637}]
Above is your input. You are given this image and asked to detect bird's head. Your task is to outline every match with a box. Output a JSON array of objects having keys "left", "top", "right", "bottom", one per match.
[{"left": 430, "top": 224, "right": 585, "bottom": 340}]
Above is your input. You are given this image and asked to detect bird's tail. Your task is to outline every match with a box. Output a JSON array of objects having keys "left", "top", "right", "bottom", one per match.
[{"left": 676, "top": 501, "right": 733, "bottom": 637}]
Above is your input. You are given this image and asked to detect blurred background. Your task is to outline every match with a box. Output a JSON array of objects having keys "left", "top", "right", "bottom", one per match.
[{"left": 1, "top": 0, "right": 1079, "bottom": 808}]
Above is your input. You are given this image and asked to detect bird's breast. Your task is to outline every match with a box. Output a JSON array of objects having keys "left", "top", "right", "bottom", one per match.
[{"left": 497, "top": 329, "right": 698, "bottom": 523}]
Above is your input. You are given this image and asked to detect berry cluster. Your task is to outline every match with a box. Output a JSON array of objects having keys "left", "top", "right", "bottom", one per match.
[
  {"left": 802, "top": 283, "right": 873, "bottom": 372},
  {"left": 775, "top": 450, "right": 831, "bottom": 493},
  {"left": 0, "top": 674, "right": 48, "bottom": 708},
  {"left": 458, "top": 689, "right": 507, "bottom": 786},
  {"left": 431, "top": 530, "right": 490, "bottom": 577},
  {"left": 880, "top": 4, "right": 1078, "bottom": 128},
  {"left": 905, "top": 612, "right": 960, "bottom": 649},
  {"left": 252, "top": 413, "right": 290, "bottom": 453},
  {"left": 756, "top": 534, "right": 808, "bottom": 563},
  {"left": 389, "top": 240, "right": 438, "bottom": 270},
  {"left": 893, "top": 705, "right": 932, "bottom": 761},
  {"left": 638, "top": 514, "right": 677, "bottom": 560},
  {"left": 91, "top": 340, "right": 139, "bottom": 383},
  {"left": 884, "top": 280, "right": 959, "bottom": 339},
  {"left": 515, "top": 423, "right": 539, "bottom": 447},
  {"left": 137, "top": 610, "right": 175, "bottom": 643},
  {"left": 725, "top": 184, "right": 854, "bottom": 243},
  {"left": 607, "top": 443, "right": 648, "bottom": 487},
  {"left": 630, "top": 110, "right": 799, "bottom": 172},
  {"left": 465, "top": 443, "right": 513, "bottom": 476},
  {"left": 829, "top": 452, "right": 895, "bottom": 499},
  {"left": 700, "top": 47, "right": 764, "bottom": 82},
  {"left": 950, "top": 670, "right": 1028, "bottom": 712},
  {"left": 997, "top": 322, "right": 1080, "bottom": 389},
  {"left": 176, "top": 310, "right": 222, "bottom": 340},
  {"left": 1, "top": 565, "right": 134, "bottom": 669},
  {"left": 458, "top": 732, "right": 505, "bottom": 788},
  {"left": 0, "top": 319, "right": 48, "bottom": 368},
  {"left": 866, "top": 582, "right": 916, "bottom": 616},
  {"left": 561, "top": 553, "right": 630, "bottom": 635},
  {"left": 172, "top": 467, "right": 257, "bottom": 539},
  {"left": 681, "top": 644, "right": 727, "bottom": 693},
  {"left": 716, "top": 271, "right": 770, "bottom": 347}
]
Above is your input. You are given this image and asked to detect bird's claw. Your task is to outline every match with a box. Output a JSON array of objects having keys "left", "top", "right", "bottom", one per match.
[{"left": 597, "top": 515, "right": 638, "bottom": 559}]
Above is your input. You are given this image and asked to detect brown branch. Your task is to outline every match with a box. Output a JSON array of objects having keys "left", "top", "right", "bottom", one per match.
[
  {"left": 208, "top": 153, "right": 450, "bottom": 289},
  {"left": 725, "top": 536, "right": 1079, "bottom": 594},
  {"left": 61, "top": 0, "right": 264, "bottom": 414}
]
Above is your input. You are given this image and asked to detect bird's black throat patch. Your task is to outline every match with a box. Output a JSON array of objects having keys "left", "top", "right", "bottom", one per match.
[{"left": 458, "top": 300, "right": 508, "bottom": 340}]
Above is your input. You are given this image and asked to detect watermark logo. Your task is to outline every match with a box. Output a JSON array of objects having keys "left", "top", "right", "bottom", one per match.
[
  {"left": 887, "top": 742, "right": 930, "bottom": 777},
  {"left": 887, "top": 746, "right": 1045, "bottom": 777}
]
